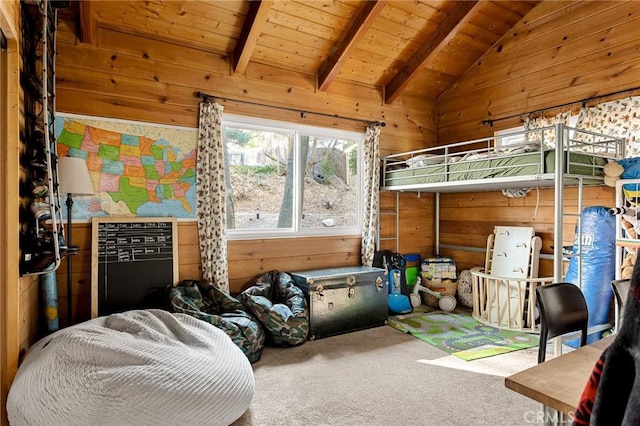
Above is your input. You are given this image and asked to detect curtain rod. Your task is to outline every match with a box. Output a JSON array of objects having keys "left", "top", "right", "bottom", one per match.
[
  {"left": 481, "top": 86, "right": 640, "bottom": 127},
  {"left": 194, "top": 91, "right": 386, "bottom": 127}
]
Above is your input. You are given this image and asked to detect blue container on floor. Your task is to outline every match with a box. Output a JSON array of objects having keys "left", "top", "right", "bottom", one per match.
[{"left": 388, "top": 269, "right": 412, "bottom": 314}]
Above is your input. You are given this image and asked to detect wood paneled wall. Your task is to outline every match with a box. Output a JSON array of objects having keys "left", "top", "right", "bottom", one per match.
[
  {"left": 1, "top": 0, "right": 23, "bottom": 423},
  {"left": 439, "top": 186, "right": 615, "bottom": 277},
  {"left": 437, "top": 0, "right": 640, "bottom": 142},
  {"left": 435, "top": 1, "right": 639, "bottom": 276},
  {"left": 54, "top": 17, "right": 436, "bottom": 155},
  {"left": 52, "top": 1, "right": 640, "bottom": 325},
  {"left": 379, "top": 192, "right": 434, "bottom": 256},
  {"left": 52, "top": 13, "right": 436, "bottom": 325}
]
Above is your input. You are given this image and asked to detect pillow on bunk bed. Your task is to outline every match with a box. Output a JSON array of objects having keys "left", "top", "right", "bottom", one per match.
[
  {"left": 405, "top": 153, "right": 442, "bottom": 167},
  {"left": 461, "top": 151, "right": 490, "bottom": 161},
  {"left": 7, "top": 309, "right": 255, "bottom": 426},
  {"left": 461, "top": 143, "right": 540, "bottom": 162},
  {"left": 495, "top": 143, "right": 540, "bottom": 155}
]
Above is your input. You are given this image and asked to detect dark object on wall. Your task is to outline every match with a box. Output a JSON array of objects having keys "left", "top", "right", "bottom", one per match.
[
  {"left": 91, "top": 217, "right": 179, "bottom": 317},
  {"left": 20, "top": 0, "right": 65, "bottom": 277},
  {"left": 290, "top": 266, "right": 388, "bottom": 340},
  {"left": 50, "top": 1, "right": 70, "bottom": 8}
]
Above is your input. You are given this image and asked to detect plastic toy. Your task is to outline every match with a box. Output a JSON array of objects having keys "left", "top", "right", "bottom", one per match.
[{"left": 409, "top": 277, "right": 457, "bottom": 312}]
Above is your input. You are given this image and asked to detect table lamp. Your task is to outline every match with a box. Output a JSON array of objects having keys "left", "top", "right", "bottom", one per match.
[{"left": 57, "top": 156, "right": 95, "bottom": 326}]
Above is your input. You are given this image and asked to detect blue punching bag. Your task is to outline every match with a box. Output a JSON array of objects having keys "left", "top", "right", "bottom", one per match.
[{"left": 564, "top": 206, "right": 615, "bottom": 345}]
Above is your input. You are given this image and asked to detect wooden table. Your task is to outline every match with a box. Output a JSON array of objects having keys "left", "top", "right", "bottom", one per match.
[{"left": 505, "top": 335, "right": 614, "bottom": 415}]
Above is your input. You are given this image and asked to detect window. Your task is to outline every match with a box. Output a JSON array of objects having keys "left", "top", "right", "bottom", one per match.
[
  {"left": 497, "top": 115, "right": 580, "bottom": 146},
  {"left": 223, "top": 115, "right": 363, "bottom": 239},
  {"left": 496, "top": 126, "right": 525, "bottom": 146}
]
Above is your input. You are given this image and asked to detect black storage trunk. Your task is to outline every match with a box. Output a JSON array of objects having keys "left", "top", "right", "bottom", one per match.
[{"left": 290, "top": 266, "right": 388, "bottom": 340}]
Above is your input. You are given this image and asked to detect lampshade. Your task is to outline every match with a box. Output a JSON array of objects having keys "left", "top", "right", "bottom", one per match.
[{"left": 57, "top": 156, "right": 96, "bottom": 195}]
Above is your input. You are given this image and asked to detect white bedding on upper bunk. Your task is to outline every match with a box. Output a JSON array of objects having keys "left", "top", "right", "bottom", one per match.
[
  {"left": 401, "top": 141, "right": 589, "bottom": 169},
  {"left": 382, "top": 125, "right": 623, "bottom": 190}
]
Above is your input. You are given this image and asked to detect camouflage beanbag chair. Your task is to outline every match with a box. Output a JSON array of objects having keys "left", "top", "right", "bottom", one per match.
[
  {"left": 238, "top": 271, "right": 309, "bottom": 347},
  {"left": 170, "top": 280, "right": 265, "bottom": 363}
]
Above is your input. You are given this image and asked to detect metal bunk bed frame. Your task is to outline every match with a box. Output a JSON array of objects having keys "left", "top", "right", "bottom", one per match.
[{"left": 381, "top": 123, "right": 625, "bottom": 289}]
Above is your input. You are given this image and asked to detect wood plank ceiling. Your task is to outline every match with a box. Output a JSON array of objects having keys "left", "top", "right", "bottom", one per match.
[{"left": 68, "top": 0, "right": 539, "bottom": 103}]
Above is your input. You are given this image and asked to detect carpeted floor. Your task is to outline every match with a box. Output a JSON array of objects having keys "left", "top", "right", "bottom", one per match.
[
  {"left": 388, "top": 310, "right": 539, "bottom": 361},
  {"left": 233, "top": 322, "right": 543, "bottom": 426}
]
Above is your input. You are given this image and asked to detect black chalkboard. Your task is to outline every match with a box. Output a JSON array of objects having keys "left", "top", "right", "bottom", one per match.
[{"left": 91, "top": 217, "right": 179, "bottom": 317}]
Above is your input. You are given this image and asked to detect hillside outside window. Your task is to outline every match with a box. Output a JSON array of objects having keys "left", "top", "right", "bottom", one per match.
[{"left": 222, "top": 115, "right": 363, "bottom": 239}]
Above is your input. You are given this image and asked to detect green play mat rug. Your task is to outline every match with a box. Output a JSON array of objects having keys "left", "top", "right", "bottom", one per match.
[{"left": 388, "top": 311, "right": 539, "bottom": 361}]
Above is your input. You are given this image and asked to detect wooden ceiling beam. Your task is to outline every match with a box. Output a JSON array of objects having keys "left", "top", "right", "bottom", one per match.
[
  {"left": 78, "top": 0, "right": 96, "bottom": 44},
  {"left": 232, "top": 0, "right": 273, "bottom": 75},
  {"left": 317, "top": 0, "right": 387, "bottom": 92},
  {"left": 384, "top": 0, "right": 481, "bottom": 104}
]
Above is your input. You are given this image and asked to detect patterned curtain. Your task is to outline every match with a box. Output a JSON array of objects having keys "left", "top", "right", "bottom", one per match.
[
  {"left": 196, "top": 101, "right": 229, "bottom": 293},
  {"left": 361, "top": 124, "right": 381, "bottom": 266},
  {"left": 523, "top": 111, "right": 571, "bottom": 147},
  {"left": 575, "top": 96, "right": 640, "bottom": 156}
]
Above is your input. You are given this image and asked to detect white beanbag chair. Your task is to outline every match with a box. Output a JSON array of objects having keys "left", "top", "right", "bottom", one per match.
[{"left": 7, "top": 309, "right": 254, "bottom": 426}]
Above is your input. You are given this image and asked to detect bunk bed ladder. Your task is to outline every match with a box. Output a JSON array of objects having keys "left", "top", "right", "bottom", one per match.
[
  {"left": 377, "top": 191, "right": 400, "bottom": 253},
  {"left": 553, "top": 123, "right": 584, "bottom": 287}
]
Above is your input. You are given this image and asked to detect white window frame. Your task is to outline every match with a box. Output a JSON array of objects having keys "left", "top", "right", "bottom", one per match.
[
  {"left": 223, "top": 114, "right": 363, "bottom": 240},
  {"left": 497, "top": 115, "right": 580, "bottom": 146},
  {"left": 496, "top": 126, "right": 526, "bottom": 146}
]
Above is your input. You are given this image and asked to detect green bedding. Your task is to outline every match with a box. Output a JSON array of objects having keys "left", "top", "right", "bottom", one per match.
[{"left": 384, "top": 151, "right": 606, "bottom": 187}]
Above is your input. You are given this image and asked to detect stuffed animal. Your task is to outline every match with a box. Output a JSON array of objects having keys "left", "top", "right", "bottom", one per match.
[
  {"left": 620, "top": 208, "right": 640, "bottom": 236},
  {"left": 603, "top": 160, "right": 624, "bottom": 187},
  {"left": 610, "top": 207, "right": 639, "bottom": 279},
  {"left": 621, "top": 252, "right": 636, "bottom": 280},
  {"left": 604, "top": 158, "right": 640, "bottom": 278}
]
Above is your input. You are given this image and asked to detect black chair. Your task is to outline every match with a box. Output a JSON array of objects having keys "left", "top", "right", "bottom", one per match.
[
  {"left": 611, "top": 278, "right": 630, "bottom": 332},
  {"left": 535, "top": 282, "right": 588, "bottom": 363}
]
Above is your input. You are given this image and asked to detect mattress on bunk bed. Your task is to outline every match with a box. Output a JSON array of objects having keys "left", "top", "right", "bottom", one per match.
[{"left": 384, "top": 150, "right": 607, "bottom": 187}]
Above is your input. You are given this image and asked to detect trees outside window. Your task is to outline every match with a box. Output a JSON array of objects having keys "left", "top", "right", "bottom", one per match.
[{"left": 223, "top": 115, "right": 362, "bottom": 239}]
